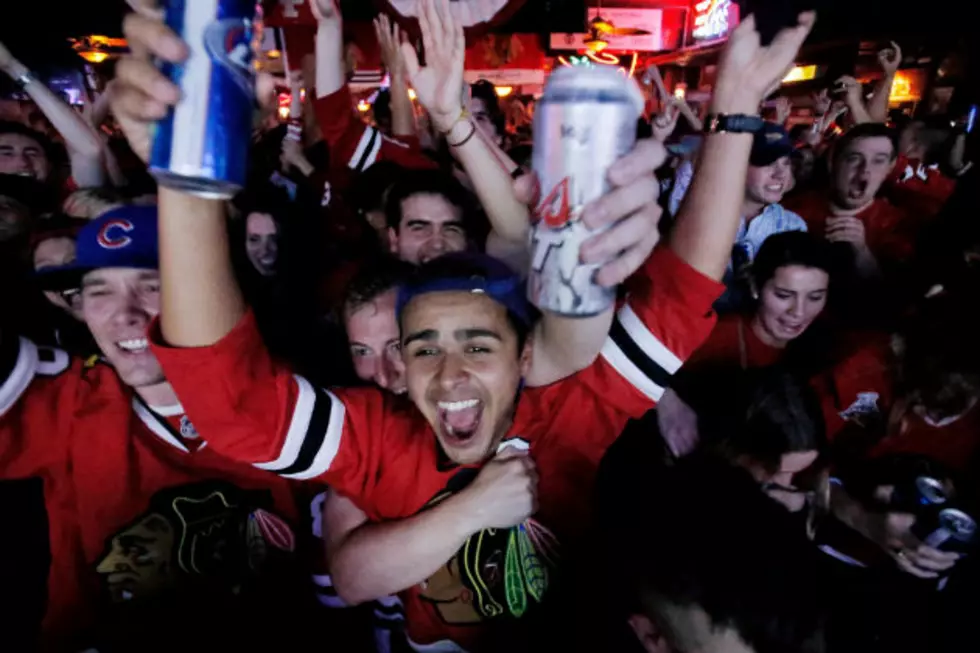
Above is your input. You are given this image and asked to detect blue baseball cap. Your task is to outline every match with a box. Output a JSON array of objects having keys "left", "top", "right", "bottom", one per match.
[
  {"left": 750, "top": 122, "right": 794, "bottom": 167},
  {"left": 396, "top": 252, "right": 533, "bottom": 328},
  {"left": 35, "top": 205, "right": 159, "bottom": 291}
]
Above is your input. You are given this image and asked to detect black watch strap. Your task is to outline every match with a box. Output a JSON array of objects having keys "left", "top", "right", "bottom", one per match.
[{"left": 703, "top": 113, "right": 765, "bottom": 134}]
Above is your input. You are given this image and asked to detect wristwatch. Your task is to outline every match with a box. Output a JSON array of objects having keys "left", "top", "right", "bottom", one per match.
[{"left": 703, "top": 113, "right": 765, "bottom": 134}]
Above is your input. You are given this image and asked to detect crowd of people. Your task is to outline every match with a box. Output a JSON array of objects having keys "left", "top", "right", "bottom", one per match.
[{"left": 0, "top": 0, "right": 978, "bottom": 651}]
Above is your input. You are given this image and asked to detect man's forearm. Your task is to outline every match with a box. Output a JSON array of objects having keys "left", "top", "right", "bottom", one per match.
[
  {"left": 526, "top": 309, "right": 614, "bottom": 387},
  {"left": 158, "top": 188, "right": 245, "bottom": 347},
  {"left": 314, "top": 21, "right": 344, "bottom": 99},
  {"left": 389, "top": 74, "right": 417, "bottom": 138},
  {"left": 867, "top": 74, "right": 894, "bottom": 124},
  {"left": 328, "top": 492, "right": 477, "bottom": 605},
  {"left": 444, "top": 117, "right": 528, "bottom": 243},
  {"left": 8, "top": 62, "right": 103, "bottom": 158},
  {"left": 830, "top": 482, "right": 876, "bottom": 540},
  {"left": 669, "top": 123, "right": 752, "bottom": 281}
]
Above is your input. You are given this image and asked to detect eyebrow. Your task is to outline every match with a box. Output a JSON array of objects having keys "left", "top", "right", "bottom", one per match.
[
  {"left": 403, "top": 328, "right": 503, "bottom": 347},
  {"left": 82, "top": 277, "right": 107, "bottom": 289}
]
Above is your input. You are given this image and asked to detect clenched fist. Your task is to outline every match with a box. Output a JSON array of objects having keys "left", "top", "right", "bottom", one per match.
[{"left": 459, "top": 447, "right": 539, "bottom": 531}]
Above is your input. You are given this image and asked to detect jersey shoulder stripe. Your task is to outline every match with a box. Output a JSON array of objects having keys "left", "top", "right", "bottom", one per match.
[{"left": 253, "top": 375, "right": 346, "bottom": 480}]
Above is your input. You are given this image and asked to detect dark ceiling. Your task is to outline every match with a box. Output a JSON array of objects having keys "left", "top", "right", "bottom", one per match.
[{"left": 0, "top": 0, "right": 969, "bottom": 72}]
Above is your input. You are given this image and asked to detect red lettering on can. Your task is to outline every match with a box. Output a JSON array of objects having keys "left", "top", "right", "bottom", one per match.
[{"left": 536, "top": 177, "right": 571, "bottom": 228}]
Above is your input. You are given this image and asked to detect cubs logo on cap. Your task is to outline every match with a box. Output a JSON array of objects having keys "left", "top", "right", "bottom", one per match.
[
  {"left": 35, "top": 205, "right": 160, "bottom": 291},
  {"left": 97, "top": 219, "right": 135, "bottom": 250}
]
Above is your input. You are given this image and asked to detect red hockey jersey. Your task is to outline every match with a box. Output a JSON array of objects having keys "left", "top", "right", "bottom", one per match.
[
  {"left": 0, "top": 338, "right": 315, "bottom": 652},
  {"left": 152, "top": 246, "right": 723, "bottom": 652},
  {"left": 314, "top": 84, "right": 437, "bottom": 189}
]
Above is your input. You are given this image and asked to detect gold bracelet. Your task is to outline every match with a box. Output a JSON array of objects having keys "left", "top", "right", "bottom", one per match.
[{"left": 439, "top": 108, "right": 470, "bottom": 135}]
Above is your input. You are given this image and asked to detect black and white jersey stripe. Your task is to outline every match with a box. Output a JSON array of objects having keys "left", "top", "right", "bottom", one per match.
[
  {"left": 348, "top": 127, "right": 383, "bottom": 173},
  {"left": 599, "top": 303, "right": 683, "bottom": 402},
  {"left": 253, "top": 375, "right": 347, "bottom": 480}
]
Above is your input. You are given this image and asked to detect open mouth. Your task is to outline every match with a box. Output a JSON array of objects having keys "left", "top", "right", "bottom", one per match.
[
  {"left": 116, "top": 338, "right": 149, "bottom": 354},
  {"left": 437, "top": 398, "right": 484, "bottom": 444},
  {"left": 848, "top": 179, "right": 869, "bottom": 198},
  {"left": 778, "top": 320, "right": 804, "bottom": 335}
]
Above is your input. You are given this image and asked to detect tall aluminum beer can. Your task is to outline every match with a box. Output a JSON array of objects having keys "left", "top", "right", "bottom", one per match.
[
  {"left": 528, "top": 66, "right": 644, "bottom": 316},
  {"left": 149, "top": 0, "right": 257, "bottom": 199}
]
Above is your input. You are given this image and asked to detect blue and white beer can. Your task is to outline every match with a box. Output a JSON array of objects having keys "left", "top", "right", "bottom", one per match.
[{"left": 150, "top": 0, "right": 257, "bottom": 199}]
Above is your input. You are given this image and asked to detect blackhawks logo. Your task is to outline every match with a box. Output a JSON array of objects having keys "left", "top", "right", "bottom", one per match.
[{"left": 417, "top": 445, "right": 559, "bottom": 625}]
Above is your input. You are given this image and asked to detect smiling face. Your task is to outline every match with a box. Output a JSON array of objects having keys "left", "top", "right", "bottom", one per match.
[
  {"left": 754, "top": 265, "right": 829, "bottom": 347},
  {"left": 833, "top": 135, "right": 896, "bottom": 210},
  {"left": 0, "top": 132, "right": 50, "bottom": 181},
  {"left": 80, "top": 267, "right": 165, "bottom": 390},
  {"left": 245, "top": 212, "right": 279, "bottom": 276},
  {"left": 390, "top": 193, "right": 468, "bottom": 265},
  {"left": 746, "top": 156, "right": 793, "bottom": 207},
  {"left": 401, "top": 291, "right": 531, "bottom": 465},
  {"left": 345, "top": 288, "right": 406, "bottom": 394}
]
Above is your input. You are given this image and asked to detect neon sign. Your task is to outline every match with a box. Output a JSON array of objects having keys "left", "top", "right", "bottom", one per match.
[
  {"left": 557, "top": 52, "right": 639, "bottom": 78},
  {"left": 692, "top": 0, "right": 733, "bottom": 41}
]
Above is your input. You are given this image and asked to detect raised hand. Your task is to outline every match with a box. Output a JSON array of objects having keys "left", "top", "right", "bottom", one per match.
[
  {"left": 878, "top": 41, "right": 902, "bottom": 76},
  {"left": 308, "top": 0, "right": 341, "bottom": 23},
  {"left": 579, "top": 139, "right": 668, "bottom": 287},
  {"left": 651, "top": 102, "right": 681, "bottom": 144},
  {"left": 401, "top": 0, "right": 466, "bottom": 132},
  {"left": 110, "top": 6, "right": 186, "bottom": 162},
  {"left": 712, "top": 11, "right": 816, "bottom": 115},
  {"left": 774, "top": 95, "right": 792, "bottom": 124},
  {"left": 374, "top": 13, "right": 405, "bottom": 77}
]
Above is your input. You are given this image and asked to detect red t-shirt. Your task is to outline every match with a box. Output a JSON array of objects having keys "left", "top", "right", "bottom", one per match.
[
  {"left": 810, "top": 334, "right": 895, "bottom": 442},
  {"left": 152, "top": 246, "right": 723, "bottom": 652},
  {"left": 886, "top": 154, "right": 957, "bottom": 220},
  {"left": 0, "top": 339, "right": 311, "bottom": 652},
  {"left": 314, "top": 84, "right": 436, "bottom": 193},
  {"left": 686, "top": 313, "right": 785, "bottom": 371},
  {"left": 785, "top": 192, "right": 917, "bottom": 268},
  {"left": 870, "top": 404, "right": 980, "bottom": 475}
]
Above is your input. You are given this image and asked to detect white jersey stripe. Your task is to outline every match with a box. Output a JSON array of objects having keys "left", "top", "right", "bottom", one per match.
[
  {"left": 599, "top": 338, "right": 666, "bottom": 402},
  {"left": 617, "top": 303, "right": 683, "bottom": 374},
  {"left": 285, "top": 389, "right": 346, "bottom": 480},
  {"left": 0, "top": 338, "right": 39, "bottom": 417},
  {"left": 348, "top": 127, "right": 376, "bottom": 169},
  {"left": 132, "top": 399, "right": 191, "bottom": 453},
  {"left": 254, "top": 374, "right": 317, "bottom": 471},
  {"left": 362, "top": 132, "right": 384, "bottom": 170}
]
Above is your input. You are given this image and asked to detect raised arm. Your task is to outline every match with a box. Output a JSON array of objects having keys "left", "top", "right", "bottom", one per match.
[
  {"left": 311, "top": 0, "right": 344, "bottom": 100},
  {"left": 111, "top": 3, "right": 384, "bottom": 497},
  {"left": 838, "top": 75, "right": 874, "bottom": 125},
  {"left": 671, "top": 12, "right": 816, "bottom": 281},
  {"left": 403, "top": 0, "right": 527, "bottom": 243},
  {"left": 0, "top": 40, "right": 105, "bottom": 187},
  {"left": 406, "top": 0, "right": 664, "bottom": 387},
  {"left": 867, "top": 42, "right": 901, "bottom": 124},
  {"left": 375, "top": 14, "right": 416, "bottom": 139}
]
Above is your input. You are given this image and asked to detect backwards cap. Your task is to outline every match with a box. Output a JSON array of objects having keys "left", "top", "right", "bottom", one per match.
[{"left": 396, "top": 252, "right": 533, "bottom": 327}]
